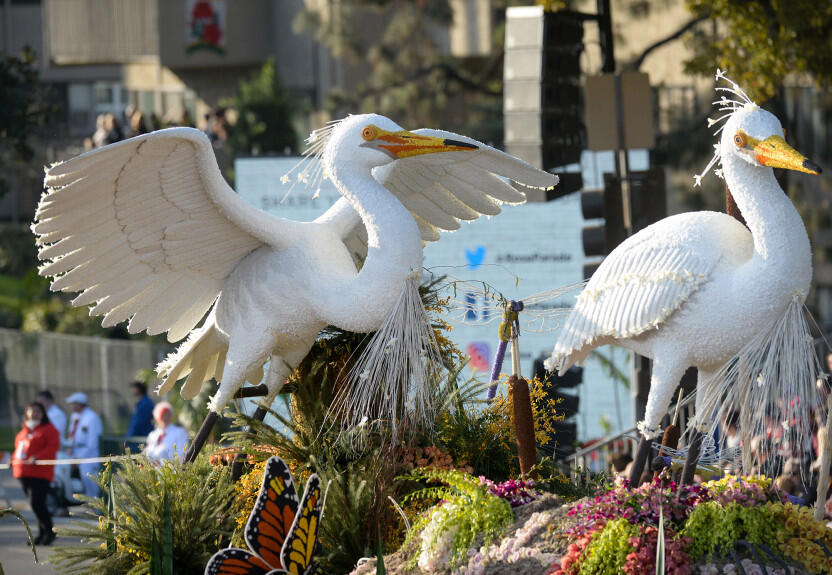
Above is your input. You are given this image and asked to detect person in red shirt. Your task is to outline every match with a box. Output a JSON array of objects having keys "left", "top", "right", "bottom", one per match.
[{"left": 12, "top": 402, "right": 60, "bottom": 545}]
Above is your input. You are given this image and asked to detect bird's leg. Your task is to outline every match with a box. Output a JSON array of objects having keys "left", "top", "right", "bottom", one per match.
[
  {"left": 681, "top": 430, "right": 704, "bottom": 485},
  {"left": 185, "top": 411, "right": 219, "bottom": 463},
  {"left": 681, "top": 370, "right": 713, "bottom": 485},
  {"left": 629, "top": 359, "right": 685, "bottom": 485},
  {"left": 186, "top": 351, "right": 250, "bottom": 463},
  {"left": 231, "top": 352, "right": 302, "bottom": 481},
  {"left": 629, "top": 435, "right": 654, "bottom": 486}
]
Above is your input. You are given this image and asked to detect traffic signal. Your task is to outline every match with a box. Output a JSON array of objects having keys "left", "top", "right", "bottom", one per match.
[
  {"left": 580, "top": 174, "right": 626, "bottom": 279},
  {"left": 628, "top": 169, "right": 667, "bottom": 233},
  {"left": 504, "top": 6, "right": 584, "bottom": 197}
]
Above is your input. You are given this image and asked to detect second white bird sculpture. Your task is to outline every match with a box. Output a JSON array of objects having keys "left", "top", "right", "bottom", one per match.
[
  {"left": 33, "top": 114, "right": 557, "bottom": 447},
  {"left": 548, "top": 72, "right": 823, "bottom": 482}
]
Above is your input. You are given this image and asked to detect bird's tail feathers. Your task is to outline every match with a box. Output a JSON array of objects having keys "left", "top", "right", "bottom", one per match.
[
  {"left": 328, "top": 276, "right": 444, "bottom": 444},
  {"left": 155, "top": 321, "right": 226, "bottom": 400},
  {"left": 692, "top": 296, "right": 822, "bottom": 477}
]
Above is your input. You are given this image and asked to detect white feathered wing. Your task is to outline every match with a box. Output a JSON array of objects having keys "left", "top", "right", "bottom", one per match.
[
  {"left": 33, "top": 128, "right": 306, "bottom": 343},
  {"left": 550, "top": 212, "right": 746, "bottom": 372},
  {"left": 373, "top": 128, "right": 556, "bottom": 242}
]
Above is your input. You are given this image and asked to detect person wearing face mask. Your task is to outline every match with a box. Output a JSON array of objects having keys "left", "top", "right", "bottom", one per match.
[{"left": 12, "top": 402, "right": 60, "bottom": 545}]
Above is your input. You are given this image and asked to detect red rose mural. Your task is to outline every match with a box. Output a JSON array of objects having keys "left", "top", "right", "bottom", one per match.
[{"left": 186, "top": 0, "right": 226, "bottom": 55}]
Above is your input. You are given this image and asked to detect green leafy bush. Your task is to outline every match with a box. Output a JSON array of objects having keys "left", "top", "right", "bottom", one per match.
[
  {"left": 401, "top": 468, "right": 513, "bottom": 570},
  {"left": 51, "top": 453, "right": 240, "bottom": 575},
  {"left": 577, "top": 518, "right": 637, "bottom": 575}
]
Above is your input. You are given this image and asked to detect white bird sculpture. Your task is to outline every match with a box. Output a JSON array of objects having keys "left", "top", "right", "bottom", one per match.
[
  {"left": 33, "top": 113, "right": 557, "bottom": 452},
  {"left": 547, "top": 72, "right": 823, "bottom": 482}
]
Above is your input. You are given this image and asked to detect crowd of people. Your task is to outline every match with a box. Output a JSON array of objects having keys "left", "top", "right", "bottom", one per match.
[
  {"left": 83, "top": 106, "right": 229, "bottom": 151},
  {"left": 10, "top": 382, "right": 191, "bottom": 546},
  {"left": 606, "top": 352, "right": 832, "bottom": 521}
]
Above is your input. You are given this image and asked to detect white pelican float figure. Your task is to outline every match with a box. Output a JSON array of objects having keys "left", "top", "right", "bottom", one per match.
[
  {"left": 547, "top": 72, "right": 823, "bottom": 483},
  {"left": 33, "top": 114, "right": 557, "bottom": 456}
]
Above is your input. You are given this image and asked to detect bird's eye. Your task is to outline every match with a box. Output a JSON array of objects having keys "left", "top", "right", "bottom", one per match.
[
  {"left": 361, "top": 126, "right": 377, "bottom": 141},
  {"left": 733, "top": 132, "right": 747, "bottom": 148}
]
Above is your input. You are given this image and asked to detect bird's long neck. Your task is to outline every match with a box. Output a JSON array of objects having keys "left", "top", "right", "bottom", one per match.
[
  {"left": 722, "top": 153, "right": 812, "bottom": 296},
  {"left": 324, "top": 163, "right": 423, "bottom": 332}
]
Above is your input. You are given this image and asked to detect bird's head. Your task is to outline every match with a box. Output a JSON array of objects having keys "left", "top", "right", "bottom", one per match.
[
  {"left": 720, "top": 104, "right": 821, "bottom": 176},
  {"left": 324, "top": 113, "right": 478, "bottom": 172},
  {"left": 694, "top": 70, "right": 823, "bottom": 187}
]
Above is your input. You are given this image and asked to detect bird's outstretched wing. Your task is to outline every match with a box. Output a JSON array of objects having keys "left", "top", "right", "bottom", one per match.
[
  {"left": 33, "top": 128, "right": 308, "bottom": 342},
  {"left": 551, "top": 212, "right": 752, "bottom": 371},
  {"left": 372, "top": 129, "right": 557, "bottom": 241}
]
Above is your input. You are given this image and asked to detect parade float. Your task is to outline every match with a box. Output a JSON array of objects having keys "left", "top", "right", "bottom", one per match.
[{"left": 32, "top": 73, "right": 832, "bottom": 574}]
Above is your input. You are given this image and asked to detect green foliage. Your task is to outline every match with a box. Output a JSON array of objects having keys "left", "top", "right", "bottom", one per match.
[
  {"left": 297, "top": 1, "right": 506, "bottom": 143},
  {"left": 225, "top": 58, "right": 297, "bottom": 157},
  {"left": 655, "top": 506, "right": 665, "bottom": 575},
  {"left": 400, "top": 468, "right": 513, "bottom": 569},
  {"left": 685, "top": 0, "right": 832, "bottom": 102},
  {"left": 0, "top": 507, "right": 38, "bottom": 572},
  {"left": 578, "top": 518, "right": 638, "bottom": 575},
  {"left": 0, "top": 224, "right": 141, "bottom": 337},
  {"left": 51, "top": 454, "right": 240, "bottom": 575},
  {"left": 150, "top": 492, "right": 174, "bottom": 575},
  {"left": 429, "top": 378, "right": 519, "bottom": 480},
  {"left": 0, "top": 46, "right": 49, "bottom": 198},
  {"left": 680, "top": 500, "right": 778, "bottom": 559}
]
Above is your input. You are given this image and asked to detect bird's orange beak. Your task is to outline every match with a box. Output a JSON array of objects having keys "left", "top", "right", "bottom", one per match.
[
  {"left": 753, "top": 135, "right": 822, "bottom": 175},
  {"left": 361, "top": 124, "right": 477, "bottom": 159}
]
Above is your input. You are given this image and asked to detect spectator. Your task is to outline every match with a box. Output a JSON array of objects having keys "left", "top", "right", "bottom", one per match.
[
  {"left": 103, "top": 112, "right": 123, "bottom": 143},
  {"left": 203, "top": 112, "right": 218, "bottom": 143},
  {"left": 12, "top": 402, "right": 60, "bottom": 545},
  {"left": 66, "top": 392, "right": 103, "bottom": 498},
  {"left": 145, "top": 402, "right": 189, "bottom": 462},
  {"left": 36, "top": 390, "right": 67, "bottom": 444},
  {"left": 127, "top": 382, "right": 154, "bottom": 439},
  {"left": 722, "top": 410, "right": 741, "bottom": 450},
  {"left": 127, "top": 110, "right": 149, "bottom": 138},
  {"left": 610, "top": 451, "right": 632, "bottom": 476},
  {"left": 91, "top": 114, "right": 108, "bottom": 148}
]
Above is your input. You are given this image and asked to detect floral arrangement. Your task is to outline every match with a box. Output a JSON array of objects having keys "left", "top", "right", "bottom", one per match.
[
  {"left": 432, "top": 375, "right": 566, "bottom": 481},
  {"left": 462, "top": 510, "right": 558, "bottom": 575},
  {"left": 400, "top": 444, "right": 473, "bottom": 474},
  {"left": 699, "top": 560, "right": 795, "bottom": 574},
  {"left": 400, "top": 468, "right": 513, "bottom": 571},
  {"left": 479, "top": 476, "right": 541, "bottom": 507},
  {"left": 50, "top": 454, "right": 240, "bottom": 574},
  {"left": 550, "top": 474, "right": 832, "bottom": 575}
]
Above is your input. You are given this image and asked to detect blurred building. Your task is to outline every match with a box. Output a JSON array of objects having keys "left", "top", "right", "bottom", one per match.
[{"left": 0, "top": 0, "right": 495, "bottom": 222}]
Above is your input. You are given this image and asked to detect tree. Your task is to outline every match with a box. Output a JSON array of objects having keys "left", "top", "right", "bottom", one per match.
[
  {"left": 297, "top": 0, "right": 508, "bottom": 145},
  {"left": 225, "top": 58, "right": 298, "bottom": 157},
  {"left": 0, "top": 46, "right": 48, "bottom": 199},
  {"left": 684, "top": 0, "right": 832, "bottom": 102}
]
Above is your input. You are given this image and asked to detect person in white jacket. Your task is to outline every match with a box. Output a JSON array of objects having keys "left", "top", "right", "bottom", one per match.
[
  {"left": 65, "top": 392, "right": 102, "bottom": 498},
  {"left": 145, "top": 402, "right": 189, "bottom": 462},
  {"left": 37, "top": 390, "right": 67, "bottom": 444}
]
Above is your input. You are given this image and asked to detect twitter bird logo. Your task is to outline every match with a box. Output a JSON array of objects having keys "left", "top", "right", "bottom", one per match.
[{"left": 465, "top": 246, "right": 486, "bottom": 269}]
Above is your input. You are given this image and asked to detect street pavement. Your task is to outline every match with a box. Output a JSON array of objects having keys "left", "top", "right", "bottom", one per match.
[{"left": 0, "top": 470, "right": 93, "bottom": 574}]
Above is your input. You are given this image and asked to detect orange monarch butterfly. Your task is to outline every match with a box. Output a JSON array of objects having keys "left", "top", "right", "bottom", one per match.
[{"left": 205, "top": 456, "right": 324, "bottom": 575}]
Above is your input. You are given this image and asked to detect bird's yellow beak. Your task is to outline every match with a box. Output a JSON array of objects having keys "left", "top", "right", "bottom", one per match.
[
  {"left": 752, "top": 135, "right": 822, "bottom": 175},
  {"left": 361, "top": 124, "right": 478, "bottom": 159}
]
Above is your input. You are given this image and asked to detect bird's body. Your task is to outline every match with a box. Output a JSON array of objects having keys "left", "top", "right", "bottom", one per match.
[
  {"left": 35, "top": 114, "right": 556, "bottom": 418},
  {"left": 549, "top": 81, "right": 821, "bottom": 462}
]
